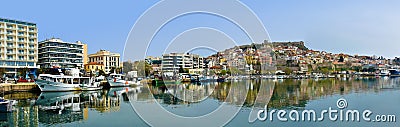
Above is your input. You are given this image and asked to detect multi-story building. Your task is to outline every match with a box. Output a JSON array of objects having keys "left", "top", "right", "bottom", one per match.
[
  {"left": 0, "top": 18, "right": 38, "bottom": 75},
  {"left": 161, "top": 53, "right": 204, "bottom": 75},
  {"left": 88, "top": 50, "right": 121, "bottom": 74},
  {"left": 38, "top": 38, "right": 86, "bottom": 69}
]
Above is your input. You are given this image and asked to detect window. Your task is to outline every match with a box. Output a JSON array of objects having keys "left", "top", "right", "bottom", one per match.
[
  {"left": 7, "top": 49, "right": 13, "bottom": 53},
  {"left": 7, "top": 55, "right": 13, "bottom": 60},
  {"left": 19, "top": 56, "right": 24, "bottom": 60}
]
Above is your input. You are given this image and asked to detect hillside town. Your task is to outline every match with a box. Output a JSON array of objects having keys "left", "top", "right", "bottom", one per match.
[{"left": 124, "top": 41, "right": 400, "bottom": 80}]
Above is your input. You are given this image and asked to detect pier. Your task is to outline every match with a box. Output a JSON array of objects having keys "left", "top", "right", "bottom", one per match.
[{"left": 0, "top": 83, "right": 39, "bottom": 94}]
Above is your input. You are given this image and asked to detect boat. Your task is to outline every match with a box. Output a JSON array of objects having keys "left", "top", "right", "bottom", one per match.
[
  {"left": 377, "top": 69, "right": 390, "bottom": 76},
  {"left": 36, "top": 68, "right": 103, "bottom": 91},
  {"left": 107, "top": 73, "right": 141, "bottom": 87},
  {"left": 0, "top": 97, "right": 12, "bottom": 112}
]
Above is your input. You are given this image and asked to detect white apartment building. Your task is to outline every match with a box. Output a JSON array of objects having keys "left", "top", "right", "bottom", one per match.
[
  {"left": 38, "top": 38, "right": 86, "bottom": 69},
  {"left": 0, "top": 18, "right": 38, "bottom": 75},
  {"left": 161, "top": 53, "right": 204, "bottom": 74}
]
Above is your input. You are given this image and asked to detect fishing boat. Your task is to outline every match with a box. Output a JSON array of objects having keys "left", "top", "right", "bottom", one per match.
[
  {"left": 36, "top": 68, "right": 103, "bottom": 92},
  {"left": 107, "top": 73, "right": 141, "bottom": 87}
]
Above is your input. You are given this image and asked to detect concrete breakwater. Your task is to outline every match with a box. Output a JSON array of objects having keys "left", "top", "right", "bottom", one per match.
[{"left": 0, "top": 83, "right": 39, "bottom": 94}]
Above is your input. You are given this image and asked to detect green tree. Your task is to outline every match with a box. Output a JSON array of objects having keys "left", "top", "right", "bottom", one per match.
[
  {"left": 220, "top": 70, "right": 227, "bottom": 76},
  {"left": 98, "top": 70, "right": 106, "bottom": 76},
  {"left": 283, "top": 67, "right": 292, "bottom": 75}
]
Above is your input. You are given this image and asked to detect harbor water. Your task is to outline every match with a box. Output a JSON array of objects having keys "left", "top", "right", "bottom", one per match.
[{"left": 0, "top": 77, "right": 399, "bottom": 126}]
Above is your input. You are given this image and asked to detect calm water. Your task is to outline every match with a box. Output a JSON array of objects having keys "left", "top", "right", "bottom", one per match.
[{"left": 1, "top": 78, "right": 399, "bottom": 127}]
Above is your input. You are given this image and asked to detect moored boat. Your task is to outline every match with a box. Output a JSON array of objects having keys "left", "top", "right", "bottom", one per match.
[
  {"left": 107, "top": 73, "right": 141, "bottom": 87},
  {"left": 36, "top": 68, "right": 103, "bottom": 92}
]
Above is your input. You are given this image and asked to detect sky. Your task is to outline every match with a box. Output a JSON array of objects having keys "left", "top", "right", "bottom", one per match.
[{"left": 2, "top": 0, "right": 399, "bottom": 61}]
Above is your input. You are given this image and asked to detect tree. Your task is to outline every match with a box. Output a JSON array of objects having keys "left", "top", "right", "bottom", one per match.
[
  {"left": 115, "top": 67, "right": 122, "bottom": 74},
  {"left": 18, "top": 67, "right": 30, "bottom": 79},
  {"left": 283, "top": 67, "right": 292, "bottom": 75},
  {"left": 0, "top": 68, "right": 5, "bottom": 77},
  {"left": 98, "top": 70, "right": 106, "bottom": 76},
  {"left": 179, "top": 66, "right": 185, "bottom": 73},
  {"left": 123, "top": 61, "right": 133, "bottom": 73},
  {"left": 133, "top": 60, "right": 152, "bottom": 77},
  {"left": 220, "top": 70, "right": 227, "bottom": 76}
]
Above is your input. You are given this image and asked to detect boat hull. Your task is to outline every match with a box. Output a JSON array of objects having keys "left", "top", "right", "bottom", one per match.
[{"left": 107, "top": 78, "right": 140, "bottom": 87}]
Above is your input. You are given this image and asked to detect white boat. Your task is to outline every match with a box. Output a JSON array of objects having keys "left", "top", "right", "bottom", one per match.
[
  {"left": 377, "top": 69, "right": 390, "bottom": 76},
  {"left": 36, "top": 69, "right": 103, "bottom": 92},
  {"left": 107, "top": 73, "right": 141, "bottom": 87}
]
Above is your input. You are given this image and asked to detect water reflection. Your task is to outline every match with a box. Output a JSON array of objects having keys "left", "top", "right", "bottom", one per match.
[{"left": 0, "top": 78, "right": 398, "bottom": 126}]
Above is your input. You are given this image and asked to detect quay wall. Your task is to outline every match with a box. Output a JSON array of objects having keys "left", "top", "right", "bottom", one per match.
[{"left": 0, "top": 83, "right": 39, "bottom": 94}]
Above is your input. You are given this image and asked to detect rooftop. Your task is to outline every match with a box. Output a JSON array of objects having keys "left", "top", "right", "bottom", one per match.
[{"left": 0, "top": 17, "right": 36, "bottom": 27}]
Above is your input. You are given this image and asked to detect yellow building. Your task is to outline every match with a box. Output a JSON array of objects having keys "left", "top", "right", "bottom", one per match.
[
  {"left": 84, "top": 62, "right": 104, "bottom": 73},
  {"left": 88, "top": 50, "right": 121, "bottom": 74}
]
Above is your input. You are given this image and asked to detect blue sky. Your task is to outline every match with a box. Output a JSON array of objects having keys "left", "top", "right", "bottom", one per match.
[{"left": 2, "top": 0, "right": 399, "bottom": 61}]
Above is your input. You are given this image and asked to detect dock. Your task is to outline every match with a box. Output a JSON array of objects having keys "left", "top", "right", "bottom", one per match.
[{"left": 0, "top": 83, "right": 39, "bottom": 94}]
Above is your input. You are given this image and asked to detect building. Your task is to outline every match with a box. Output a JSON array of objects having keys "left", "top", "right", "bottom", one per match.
[
  {"left": 38, "top": 38, "right": 85, "bottom": 69},
  {"left": 83, "top": 44, "right": 88, "bottom": 64},
  {"left": 161, "top": 53, "right": 204, "bottom": 75},
  {"left": 0, "top": 18, "right": 38, "bottom": 75},
  {"left": 84, "top": 62, "right": 104, "bottom": 74},
  {"left": 88, "top": 50, "right": 121, "bottom": 74}
]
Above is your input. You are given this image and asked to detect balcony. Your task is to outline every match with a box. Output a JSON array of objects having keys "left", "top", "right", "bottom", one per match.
[
  {"left": 7, "top": 52, "right": 15, "bottom": 54},
  {"left": 18, "top": 46, "right": 25, "bottom": 49},
  {"left": 6, "top": 39, "right": 14, "bottom": 42},
  {"left": 18, "top": 40, "right": 25, "bottom": 43},
  {"left": 6, "top": 45, "right": 14, "bottom": 48}
]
